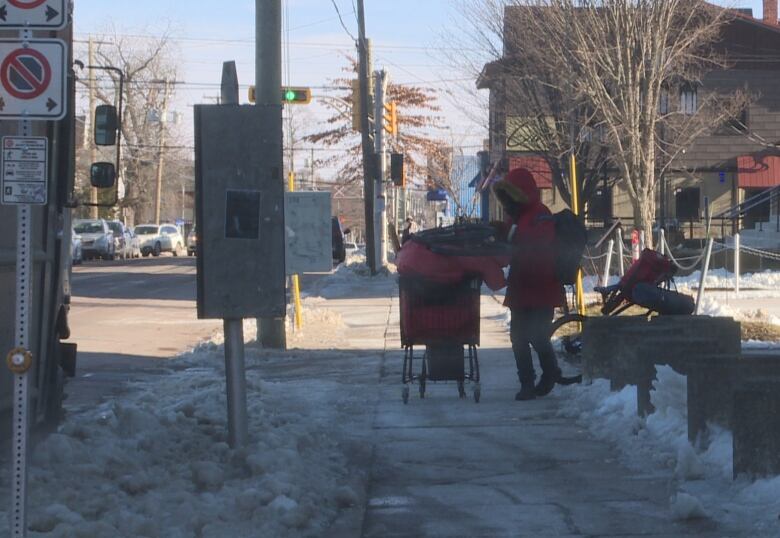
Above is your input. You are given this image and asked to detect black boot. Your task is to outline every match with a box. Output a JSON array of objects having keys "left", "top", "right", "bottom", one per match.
[
  {"left": 535, "top": 368, "right": 561, "bottom": 397},
  {"left": 515, "top": 383, "right": 536, "bottom": 401}
]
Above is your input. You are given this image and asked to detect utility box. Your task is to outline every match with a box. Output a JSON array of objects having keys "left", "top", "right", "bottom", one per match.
[
  {"left": 285, "top": 191, "right": 333, "bottom": 275},
  {"left": 194, "top": 105, "right": 286, "bottom": 319}
]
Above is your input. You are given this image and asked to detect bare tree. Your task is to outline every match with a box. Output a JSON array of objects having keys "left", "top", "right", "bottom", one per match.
[
  {"left": 305, "top": 57, "right": 449, "bottom": 189},
  {"left": 460, "top": 0, "right": 747, "bottom": 245},
  {"left": 77, "top": 30, "right": 180, "bottom": 224}
]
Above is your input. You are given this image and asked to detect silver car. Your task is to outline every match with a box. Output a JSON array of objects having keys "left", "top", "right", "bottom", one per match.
[
  {"left": 73, "top": 219, "right": 115, "bottom": 260},
  {"left": 134, "top": 224, "right": 186, "bottom": 257}
]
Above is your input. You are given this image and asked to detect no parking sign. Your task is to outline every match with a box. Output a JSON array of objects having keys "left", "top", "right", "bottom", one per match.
[{"left": 0, "top": 39, "right": 66, "bottom": 120}]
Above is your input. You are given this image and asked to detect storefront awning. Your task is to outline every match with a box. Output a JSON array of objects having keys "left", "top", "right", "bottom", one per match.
[{"left": 737, "top": 154, "right": 780, "bottom": 188}]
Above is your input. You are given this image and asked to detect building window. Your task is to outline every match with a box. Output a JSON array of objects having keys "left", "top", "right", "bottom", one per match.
[
  {"left": 659, "top": 88, "right": 670, "bottom": 115},
  {"left": 719, "top": 108, "right": 749, "bottom": 135},
  {"left": 587, "top": 187, "right": 612, "bottom": 223},
  {"left": 679, "top": 85, "right": 697, "bottom": 115},
  {"left": 675, "top": 187, "right": 700, "bottom": 221}
]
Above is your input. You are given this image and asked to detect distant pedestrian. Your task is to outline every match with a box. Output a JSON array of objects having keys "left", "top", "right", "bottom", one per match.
[{"left": 401, "top": 217, "right": 418, "bottom": 245}]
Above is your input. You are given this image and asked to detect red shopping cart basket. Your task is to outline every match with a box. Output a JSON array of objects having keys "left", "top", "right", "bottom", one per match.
[{"left": 398, "top": 276, "right": 482, "bottom": 403}]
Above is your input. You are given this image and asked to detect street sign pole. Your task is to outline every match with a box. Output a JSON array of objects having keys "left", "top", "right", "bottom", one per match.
[{"left": 2, "top": 4, "right": 68, "bottom": 530}]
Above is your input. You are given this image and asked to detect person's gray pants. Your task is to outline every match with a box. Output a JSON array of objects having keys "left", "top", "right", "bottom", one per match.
[{"left": 509, "top": 307, "right": 559, "bottom": 385}]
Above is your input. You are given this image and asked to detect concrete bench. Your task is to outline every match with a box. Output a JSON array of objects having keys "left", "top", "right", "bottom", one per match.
[
  {"left": 733, "top": 379, "right": 780, "bottom": 478},
  {"left": 686, "top": 354, "right": 780, "bottom": 446},
  {"left": 581, "top": 315, "right": 741, "bottom": 399}
]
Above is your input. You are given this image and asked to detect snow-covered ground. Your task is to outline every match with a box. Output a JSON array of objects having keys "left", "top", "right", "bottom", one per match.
[
  {"left": 0, "top": 272, "right": 378, "bottom": 537},
  {"left": 557, "top": 367, "right": 780, "bottom": 534}
]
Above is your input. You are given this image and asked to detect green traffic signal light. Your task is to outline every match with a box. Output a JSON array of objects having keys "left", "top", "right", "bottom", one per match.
[{"left": 280, "top": 87, "right": 312, "bottom": 105}]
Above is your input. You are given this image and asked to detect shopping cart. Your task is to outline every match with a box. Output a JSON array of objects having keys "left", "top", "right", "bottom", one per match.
[{"left": 399, "top": 275, "right": 482, "bottom": 404}]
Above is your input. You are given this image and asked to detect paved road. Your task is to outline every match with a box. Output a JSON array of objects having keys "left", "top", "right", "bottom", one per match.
[
  {"left": 64, "top": 256, "right": 329, "bottom": 411},
  {"left": 65, "top": 256, "right": 222, "bottom": 410}
]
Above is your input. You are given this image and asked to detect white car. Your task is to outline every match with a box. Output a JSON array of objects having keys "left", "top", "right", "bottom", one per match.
[
  {"left": 73, "top": 219, "right": 115, "bottom": 260},
  {"left": 134, "top": 224, "right": 187, "bottom": 257}
]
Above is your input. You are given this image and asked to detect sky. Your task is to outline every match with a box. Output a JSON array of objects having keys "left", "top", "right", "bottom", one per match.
[
  {"left": 71, "top": 0, "right": 488, "bottom": 180},
  {"left": 70, "top": 0, "right": 768, "bottom": 180}
]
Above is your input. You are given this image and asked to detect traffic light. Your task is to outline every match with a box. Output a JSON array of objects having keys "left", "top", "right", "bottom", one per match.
[
  {"left": 383, "top": 102, "right": 398, "bottom": 136},
  {"left": 391, "top": 153, "right": 405, "bottom": 187},
  {"left": 282, "top": 87, "right": 312, "bottom": 105},
  {"left": 247, "top": 86, "right": 311, "bottom": 105},
  {"left": 351, "top": 80, "right": 361, "bottom": 132}
]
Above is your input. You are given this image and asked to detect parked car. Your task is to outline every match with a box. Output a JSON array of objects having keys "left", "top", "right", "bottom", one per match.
[
  {"left": 134, "top": 223, "right": 187, "bottom": 257},
  {"left": 106, "top": 220, "right": 133, "bottom": 259},
  {"left": 73, "top": 219, "right": 115, "bottom": 260},
  {"left": 187, "top": 227, "right": 197, "bottom": 256},
  {"left": 71, "top": 231, "right": 82, "bottom": 265}
]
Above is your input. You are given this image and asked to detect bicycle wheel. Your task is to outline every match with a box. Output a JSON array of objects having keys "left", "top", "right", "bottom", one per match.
[{"left": 552, "top": 313, "right": 588, "bottom": 360}]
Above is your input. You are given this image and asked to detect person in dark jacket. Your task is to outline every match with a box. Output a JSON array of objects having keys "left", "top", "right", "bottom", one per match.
[
  {"left": 493, "top": 168, "right": 564, "bottom": 401},
  {"left": 401, "top": 217, "right": 417, "bottom": 244}
]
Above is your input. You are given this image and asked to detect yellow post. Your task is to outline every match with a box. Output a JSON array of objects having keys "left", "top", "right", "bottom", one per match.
[
  {"left": 569, "top": 153, "right": 586, "bottom": 318},
  {"left": 289, "top": 171, "right": 304, "bottom": 331}
]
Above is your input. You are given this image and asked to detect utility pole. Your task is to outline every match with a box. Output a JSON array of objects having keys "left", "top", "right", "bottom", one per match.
[
  {"left": 256, "top": 0, "right": 287, "bottom": 349},
  {"left": 310, "top": 147, "right": 315, "bottom": 190},
  {"left": 154, "top": 79, "right": 170, "bottom": 225},
  {"left": 357, "top": 0, "right": 376, "bottom": 273},
  {"left": 374, "top": 70, "right": 388, "bottom": 267},
  {"left": 88, "top": 36, "right": 98, "bottom": 218}
]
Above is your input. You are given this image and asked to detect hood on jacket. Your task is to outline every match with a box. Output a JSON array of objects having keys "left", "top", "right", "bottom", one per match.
[{"left": 493, "top": 167, "right": 541, "bottom": 215}]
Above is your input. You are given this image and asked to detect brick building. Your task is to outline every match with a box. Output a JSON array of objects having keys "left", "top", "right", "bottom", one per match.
[{"left": 477, "top": 1, "right": 780, "bottom": 242}]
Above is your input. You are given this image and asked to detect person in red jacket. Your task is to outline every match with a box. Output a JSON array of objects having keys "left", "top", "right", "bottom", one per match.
[{"left": 493, "top": 167, "right": 564, "bottom": 401}]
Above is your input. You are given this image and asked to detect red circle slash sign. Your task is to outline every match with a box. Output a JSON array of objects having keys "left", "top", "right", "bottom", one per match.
[
  {"left": 0, "top": 48, "right": 52, "bottom": 100},
  {"left": 8, "top": 0, "right": 47, "bottom": 8}
]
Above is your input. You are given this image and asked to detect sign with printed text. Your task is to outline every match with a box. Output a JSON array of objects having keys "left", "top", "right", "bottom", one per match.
[
  {"left": 1, "top": 135, "right": 48, "bottom": 205},
  {"left": 0, "top": 0, "right": 67, "bottom": 29},
  {"left": 0, "top": 39, "right": 66, "bottom": 120}
]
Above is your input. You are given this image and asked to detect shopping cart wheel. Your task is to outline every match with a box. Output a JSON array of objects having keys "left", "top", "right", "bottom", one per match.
[
  {"left": 473, "top": 383, "right": 481, "bottom": 403},
  {"left": 457, "top": 380, "right": 466, "bottom": 398},
  {"left": 402, "top": 385, "right": 410, "bottom": 404}
]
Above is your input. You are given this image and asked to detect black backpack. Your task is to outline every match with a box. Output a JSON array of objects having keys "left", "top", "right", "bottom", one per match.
[{"left": 548, "top": 209, "right": 587, "bottom": 285}]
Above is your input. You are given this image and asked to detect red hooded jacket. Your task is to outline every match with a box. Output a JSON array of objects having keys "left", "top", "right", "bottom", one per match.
[{"left": 498, "top": 168, "right": 564, "bottom": 309}]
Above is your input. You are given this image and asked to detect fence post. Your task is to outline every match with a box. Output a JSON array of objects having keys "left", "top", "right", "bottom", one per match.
[
  {"left": 734, "top": 232, "right": 740, "bottom": 297},
  {"left": 639, "top": 229, "right": 646, "bottom": 253},
  {"left": 602, "top": 239, "right": 614, "bottom": 287},
  {"left": 694, "top": 237, "right": 715, "bottom": 315},
  {"left": 617, "top": 227, "right": 625, "bottom": 276},
  {"left": 659, "top": 228, "right": 666, "bottom": 255}
]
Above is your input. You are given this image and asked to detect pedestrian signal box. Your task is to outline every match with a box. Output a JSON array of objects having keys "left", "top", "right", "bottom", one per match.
[{"left": 194, "top": 105, "right": 286, "bottom": 319}]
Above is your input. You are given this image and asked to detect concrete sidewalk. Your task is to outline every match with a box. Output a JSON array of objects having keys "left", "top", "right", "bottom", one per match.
[{"left": 320, "top": 280, "right": 738, "bottom": 538}]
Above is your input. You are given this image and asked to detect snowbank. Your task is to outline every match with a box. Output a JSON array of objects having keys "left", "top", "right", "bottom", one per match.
[
  {"left": 0, "top": 342, "right": 375, "bottom": 537},
  {"left": 558, "top": 366, "right": 780, "bottom": 534},
  {"left": 317, "top": 253, "right": 395, "bottom": 299}
]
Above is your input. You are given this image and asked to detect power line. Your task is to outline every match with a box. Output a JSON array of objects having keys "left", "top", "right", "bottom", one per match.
[{"left": 330, "top": 0, "right": 357, "bottom": 42}]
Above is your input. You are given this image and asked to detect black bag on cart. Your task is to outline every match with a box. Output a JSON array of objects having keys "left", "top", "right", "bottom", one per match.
[
  {"left": 631, "top": 282, "right": 695, "bottom": 315},
  {"left": 425, "top": 344, "right": 465, "bottom": 381}
]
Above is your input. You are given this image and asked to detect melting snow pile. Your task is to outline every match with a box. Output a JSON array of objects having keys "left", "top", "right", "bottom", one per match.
[
  {"left": 0, "top": 343, "right": 372, "bottom": 537},
  {"left": 558, "top": 366, "right": 780, "bottom": 534}
]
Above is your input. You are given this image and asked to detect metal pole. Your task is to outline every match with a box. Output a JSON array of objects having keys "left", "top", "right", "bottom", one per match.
[
  {"left": 617, "top": 227, "right": 625, "bottom": 276},
  {"left": 88, "top": 36, "right": 98, "bottom": 218},
  {"left": 9, "top": 114, "right": 33, "bottom": 538},
  {"left": 357, "top": 0, "right": 376, "bottom": 274},
  {"left": 374, "top": 70, "right": 388, "bottom": 268},
  {"left": 223, "top": 319, "right": 248, "bottom": 447},
  {"left": 154, "top": 79, "right": 170, "bottom": 225},
  {"left": 694, "top": 237, "right": 714, "bottom": 315},
  {"left": 734, "top": 232, "right": 740, "bottom": 296},
  {"left": 659, "top": 228, "right": 665, "bottom": 255},
  {"left": 602, "top": 239, "right": 614, "bottom": 287},
  {"left": 289, "top": 171, "right": 303, "bottom": 330},
  {"left": 256, "top": 0, "right": 286, "bottom": 349},
  {"left": 569, "top": 153, "right": 585, "bottom": 317}
]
